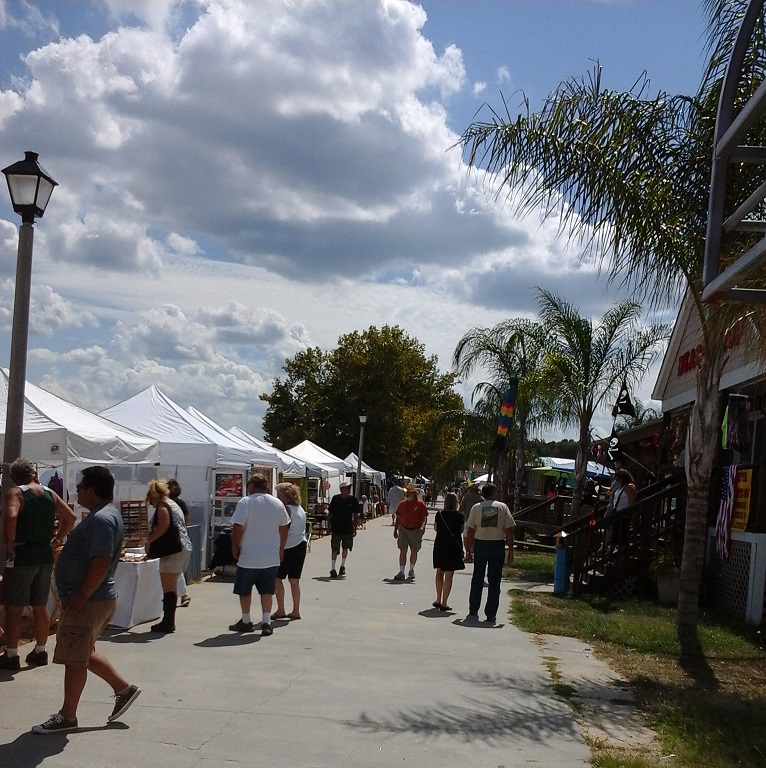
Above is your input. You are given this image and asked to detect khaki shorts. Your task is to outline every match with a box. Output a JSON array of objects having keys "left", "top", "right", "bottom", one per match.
[
  {"left": 53, "top": 599, "right": 116, "bottom": 667},
  {"left": 397, "top": 526, "right": 424, "bottom": 552},
  {"left": 159, "top": 548, "right": 191, "bottom": 573}
]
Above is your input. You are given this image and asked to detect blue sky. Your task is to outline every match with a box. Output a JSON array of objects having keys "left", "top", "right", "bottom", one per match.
[{"left": 0, "top": 0, "right": 710, "bottom": 441}]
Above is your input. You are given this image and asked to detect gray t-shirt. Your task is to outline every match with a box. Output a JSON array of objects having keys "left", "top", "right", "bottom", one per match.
[{"left": 55, "top": 503, "right": 124, "bottom": 601}]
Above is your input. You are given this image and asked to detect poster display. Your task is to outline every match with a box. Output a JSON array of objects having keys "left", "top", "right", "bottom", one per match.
[
  {"left": 215, "top": 473, "right": 243, "bottom": 497},
  {"left": 732, "top": 467, "right": 753, "bottom": 532}
]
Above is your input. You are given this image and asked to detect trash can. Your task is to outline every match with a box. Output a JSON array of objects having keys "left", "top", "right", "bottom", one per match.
[{"left": 553, "top": 543, "right": 571, "bottom": 595}]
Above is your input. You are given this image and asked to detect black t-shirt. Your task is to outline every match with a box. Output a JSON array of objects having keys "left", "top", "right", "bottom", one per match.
[
  {"left": 173, "top": 497, "right": 190, "bottom": 523},
  {"left": 328, "top": 494, "right": 360, "bottom": 535}
]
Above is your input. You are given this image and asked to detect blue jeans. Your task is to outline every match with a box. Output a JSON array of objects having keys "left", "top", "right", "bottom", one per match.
[{"left": 469, "top": 539, "right": 505, "bottom": 619}]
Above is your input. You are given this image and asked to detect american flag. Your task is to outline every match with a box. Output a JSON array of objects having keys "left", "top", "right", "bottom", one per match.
[{"left": 715, "top": 465, "right": 737, "bottom": 561}]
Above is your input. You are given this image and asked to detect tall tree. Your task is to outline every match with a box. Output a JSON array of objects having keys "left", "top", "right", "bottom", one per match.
[
  {"left": 536, "top": 289, "right": 666, "bottom": 516},
  {"left": 261, "top": 325, "right": 462, "bottom": 478},
  {"left": 452, "top": 318, "right": 552, "bottom": 512},
  {"left": 459, "top": 0, "right": 766, "bottom": 644}
]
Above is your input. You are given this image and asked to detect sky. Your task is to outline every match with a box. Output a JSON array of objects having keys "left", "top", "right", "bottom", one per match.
[{"left": 0, "top": 0, "right": 709, "bottom": 443}]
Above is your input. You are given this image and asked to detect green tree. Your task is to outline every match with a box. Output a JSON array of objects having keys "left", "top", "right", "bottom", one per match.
[
  {"left": 458, "top": 0, "right": 766, "bottom": 643},
  {"left": 261, "top": 325, "right": 462, "bottom": 478},
  {"left": 536, "top": 290, "right": 666, "bottom": 516},
  {"left": 452, "top": 318, "right": 553, "bottom": 512}
]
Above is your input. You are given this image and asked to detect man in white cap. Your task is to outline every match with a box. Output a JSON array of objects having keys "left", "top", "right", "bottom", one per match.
[{"left": 327, "top": 481, "right": 359, "bottom": 578}]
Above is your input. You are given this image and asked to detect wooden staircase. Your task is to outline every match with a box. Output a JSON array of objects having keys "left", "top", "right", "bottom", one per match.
[{"left": 564, "top": 472, "right": 686, "bottom": 598}]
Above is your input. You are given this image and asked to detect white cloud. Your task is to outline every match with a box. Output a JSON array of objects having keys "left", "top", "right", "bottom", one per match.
[
  {"left": 496, "top": 65, "right": 510, "bottom": 84},
  {"left": 472, "top": 81, "right": 487, "bottom": 97},
  {"left": 0, "top": 0, "right": 653, "bottom": 440}
]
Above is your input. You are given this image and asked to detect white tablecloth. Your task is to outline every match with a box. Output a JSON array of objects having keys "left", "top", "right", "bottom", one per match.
[{"left": 110, "top": 558, "right": 163, "bottom": 629}]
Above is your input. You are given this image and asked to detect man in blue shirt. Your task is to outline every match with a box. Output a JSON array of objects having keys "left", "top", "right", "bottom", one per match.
[{"left": 32, "top": 466, "right": 141, "bottom": 734}]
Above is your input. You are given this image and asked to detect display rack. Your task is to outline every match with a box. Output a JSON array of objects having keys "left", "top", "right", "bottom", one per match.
[{"left": 120, "top": 499, "right": 149, "bottom": 547}]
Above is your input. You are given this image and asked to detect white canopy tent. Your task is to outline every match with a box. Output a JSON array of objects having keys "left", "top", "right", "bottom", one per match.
[
  {"left": 185, "top": 406, "right": 279, "bottom": 469},
  {"left": 344, "top": 453, "right": 386, "bottom": 486},
  {"left": 286, "top": 440, "right": 351, "bottom": 477},
  {"left": 1, "top": 369, "right": 160, "bottom": 505},
  {"left": 229, "top": 426, "right": 326, "bottom": 478}
]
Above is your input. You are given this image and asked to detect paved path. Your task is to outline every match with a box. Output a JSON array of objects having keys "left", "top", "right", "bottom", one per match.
[{"left": 0, "top": 512, "right": 596, "bottom": 768}]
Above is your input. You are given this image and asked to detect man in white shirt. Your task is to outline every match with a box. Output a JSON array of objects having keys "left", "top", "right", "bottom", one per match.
[
  {"left": 464, "top": 483, "right": 515, "bottom": 624},
  {"left": 387, "top": 479, "right": 405, "bottom": 526},
  {"left": 229, "top": 474, "right": 290, "bottom": 637}
]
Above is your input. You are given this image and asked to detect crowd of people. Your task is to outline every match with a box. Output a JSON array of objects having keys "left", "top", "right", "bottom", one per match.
[{"left": 0, "top": 459, "right": 518, "bottom": 734}]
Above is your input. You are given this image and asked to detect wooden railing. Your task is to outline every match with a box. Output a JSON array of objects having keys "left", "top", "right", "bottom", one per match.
[{"left": 566, "top": 472, "right": 686, "bottom": 597}]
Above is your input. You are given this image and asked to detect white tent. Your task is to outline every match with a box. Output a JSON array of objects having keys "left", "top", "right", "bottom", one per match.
[
  {"left": 100, "top": 386, "right": 218, "bottom": 470},
  {"left": 185, "top": 406, "right": 279, "bottom": 469},
  {"left": 0, "top": 369, "right": 160, "bottom": 504},
  {"left": 286, "top": 440, "right": 351, "bottom": 477},
  {"left": 229, "top": 426, "right": 326, "bottom": 478},
  {"left": 344, "top": 452, "right": 386, "bottom": 486}
]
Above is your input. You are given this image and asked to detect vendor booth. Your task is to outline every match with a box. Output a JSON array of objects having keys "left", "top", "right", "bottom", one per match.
[
  {"left": 0, "top": 369, "right": 160, "bottom": 507},
  {"left": 286, "top": 440, "right": 353, "bottom": 502},
  {"left": 102, "top": 387, "right": 280, "bottom": 569}
]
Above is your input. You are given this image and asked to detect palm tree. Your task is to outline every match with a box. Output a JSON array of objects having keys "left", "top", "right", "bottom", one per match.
[
  {"left": 536, "top": 289, "right": 666, "bottom": 516},
  {"left": 614, "top": 397, "right": 662, "bottom": 433},
  {"left": 458, "top": 0, "right": 766, "bottom": 645},
  {"left": 452, "top": 318, "right": 553, "bottom": 512}
]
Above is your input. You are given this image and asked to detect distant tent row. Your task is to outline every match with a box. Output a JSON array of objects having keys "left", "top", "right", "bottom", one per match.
[{"left": 0, "top": 372, "right": 387, "bottom": 561}]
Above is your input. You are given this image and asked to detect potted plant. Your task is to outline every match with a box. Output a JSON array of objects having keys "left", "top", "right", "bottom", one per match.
[{"left": 648, "top": 539, "right": 682, "bottom": 605}]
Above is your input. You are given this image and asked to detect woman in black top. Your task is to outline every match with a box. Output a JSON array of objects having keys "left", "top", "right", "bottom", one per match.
[{"left": 432, "top": 492, "right": 465, "bottom": 611}]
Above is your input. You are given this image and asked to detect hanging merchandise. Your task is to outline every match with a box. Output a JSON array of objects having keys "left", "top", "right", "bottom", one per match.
[{"left": 722, "top": 393, "right": 750, "bottom": 452}]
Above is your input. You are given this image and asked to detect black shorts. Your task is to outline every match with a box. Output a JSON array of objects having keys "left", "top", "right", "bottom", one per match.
[
  {"left": 330, "top": 533, "right": 353, "bottom": 552},
  {"left": 277, "top": 541, "right": 308, "bottom": 580},
  {"left": 1, "top": 563, "right": 53, "bottom": 606}
]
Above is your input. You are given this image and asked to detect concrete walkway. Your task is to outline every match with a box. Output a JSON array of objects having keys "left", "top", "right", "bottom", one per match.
[{"left": 0, "top": 512, "right": 605, "bottom": 768}]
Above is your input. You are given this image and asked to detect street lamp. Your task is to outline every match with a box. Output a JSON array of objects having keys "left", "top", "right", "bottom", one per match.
[
  {"left": 355, "top": 412, "right": 367, "bottom": 499},
  {"left": 1, "top": 152, "right": 57, "bottom": 503}
]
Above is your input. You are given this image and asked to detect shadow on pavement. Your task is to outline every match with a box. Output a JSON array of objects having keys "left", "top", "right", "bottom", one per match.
[
  {"left": 351, "top": 684, "right": 577, "bottom": 744},
  {"left": 0, "top": 723, "right": 127, "bottom": 768},
  {"left": 194, "top": 633, "right": 260, "bottom": 648}
]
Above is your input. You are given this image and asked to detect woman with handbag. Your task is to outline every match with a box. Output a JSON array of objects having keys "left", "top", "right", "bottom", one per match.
[
  {"left": 432, "top": 492, "right": 465, "bottom": 611},
  {"left": 145, "top": 479, "right": 192, "bottom": 633}
]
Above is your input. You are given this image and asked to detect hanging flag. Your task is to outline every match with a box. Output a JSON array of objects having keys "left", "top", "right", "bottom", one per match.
[
  {"left": 611, "top": 378, "right": 637, "bottom": 418},
  {"left": 490, "top": 378, "right": 518, "bottom": 453},
  {"left": 606, "top": 432, "right": 623, "bottom": 463},
  {"left": 723, "top": 394, "right": 750, "bottom": 452},
  {"left": 715, "top": 465, "right": 737, "bottom": 560}
]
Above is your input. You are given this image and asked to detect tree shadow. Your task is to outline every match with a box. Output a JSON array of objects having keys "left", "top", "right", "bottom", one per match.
[
  {"left": 677, "top": 624, "right": 719, "bottom": 688},
  {"left": 350, "top": 672, "right": 578, "bottom": 744}
]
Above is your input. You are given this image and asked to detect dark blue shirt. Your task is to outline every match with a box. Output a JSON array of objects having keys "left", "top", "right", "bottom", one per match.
[{"left": 55, "top": 503, "right": 124, "bottom": 601}]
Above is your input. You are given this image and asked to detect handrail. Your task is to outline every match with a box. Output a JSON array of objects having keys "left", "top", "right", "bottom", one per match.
[{"left": 569, "top": 474, "right": 686, "bottom": 597}]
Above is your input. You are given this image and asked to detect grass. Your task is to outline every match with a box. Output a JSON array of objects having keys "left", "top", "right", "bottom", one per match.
[
  {"left": 509, "top": 590, "right": 766, "bottom": 768},
  {"left": 506, "top": 550, "right": 556, "bottom": 582}
]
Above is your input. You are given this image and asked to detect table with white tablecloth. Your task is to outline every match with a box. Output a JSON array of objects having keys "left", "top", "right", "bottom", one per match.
[{"left": 110, "top": 558, "right": 163, "bottom": 629}]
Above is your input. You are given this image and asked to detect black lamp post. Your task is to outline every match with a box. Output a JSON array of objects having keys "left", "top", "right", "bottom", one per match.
[
  {"left": 1, "top": 151, "right": 57, "bottom": 505},
  {"left": 355, "top": 413, "right": 367, "bottom": 498}
]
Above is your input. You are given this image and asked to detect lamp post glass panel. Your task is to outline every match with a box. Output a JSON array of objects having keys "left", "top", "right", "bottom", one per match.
[
  {"left": 355, "top": 413, "right": 367, "bottom": 499},
  {"left": 0, "top": 151, "right": 57, "bottom": 516}
]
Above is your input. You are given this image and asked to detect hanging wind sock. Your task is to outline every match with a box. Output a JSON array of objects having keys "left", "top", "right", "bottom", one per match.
[
  {"left": 611, "top": 378, "right": 636, "bottom": 418},
  {"left": 490, "top": 378, "right": 518, "bottom": 454}
]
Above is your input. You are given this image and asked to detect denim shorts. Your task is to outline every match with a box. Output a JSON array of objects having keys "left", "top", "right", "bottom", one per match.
[{"left": 233, "top": 566, "right": 279, "bottom": 596}]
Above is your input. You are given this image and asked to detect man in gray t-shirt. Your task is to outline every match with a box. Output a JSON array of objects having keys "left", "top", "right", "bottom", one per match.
[{"left": 32, "top": 466, "right": 141, "bottom": 735}]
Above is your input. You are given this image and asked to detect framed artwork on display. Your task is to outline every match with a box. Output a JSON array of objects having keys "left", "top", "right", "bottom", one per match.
[{"left": 215, "top": 473, "right": 243, "bottom": 498}]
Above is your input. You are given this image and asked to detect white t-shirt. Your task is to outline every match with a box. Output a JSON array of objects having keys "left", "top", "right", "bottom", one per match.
[
  {"left": 466, "top": 500, "right": 515, "bottom": 541},
  {"left": 387, "top": 485, "right": 405, "bottom": 511},
  {"left": 231, "top": 492, "right": 290, "bottom": 568},
  {"left": 284, "top": 504, "right": 307, "bottom": 549}
]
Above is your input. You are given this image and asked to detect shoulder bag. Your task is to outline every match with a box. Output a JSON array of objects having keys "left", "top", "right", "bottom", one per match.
[{"left": 148, "top": 504, "right": 183, "bottom": 559}]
